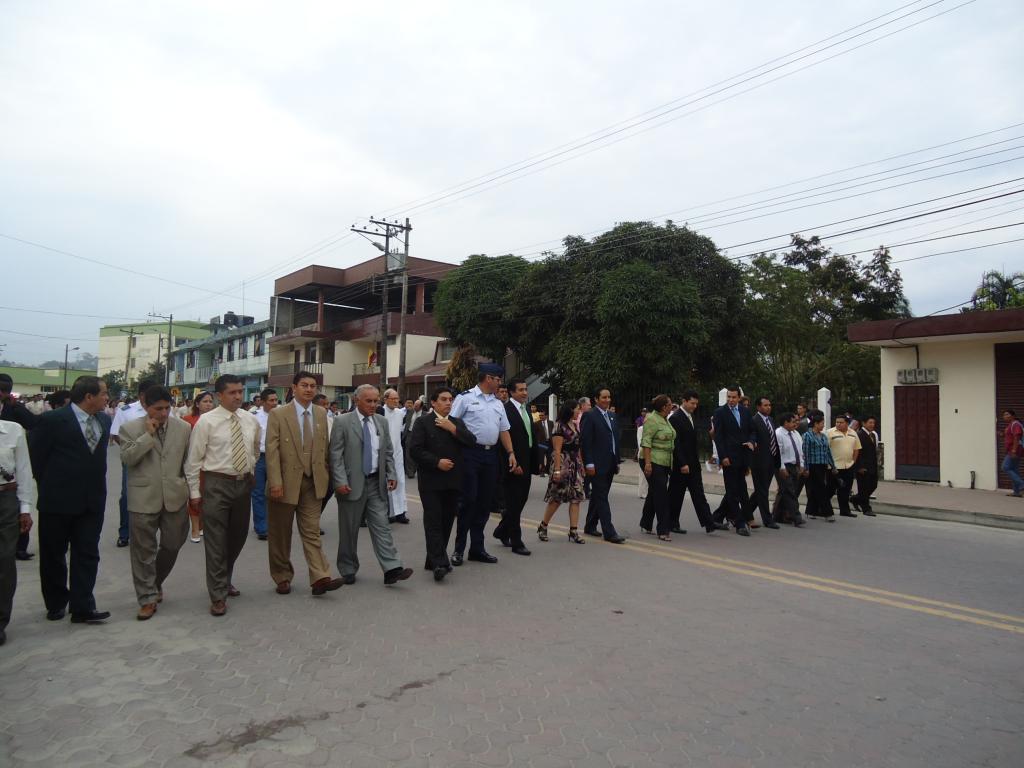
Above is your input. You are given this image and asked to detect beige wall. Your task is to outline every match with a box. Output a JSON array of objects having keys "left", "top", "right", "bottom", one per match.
[
  {"left": 98, "top": 334, "right": 163, "bottom": 380},
  {"left": 879, "top": 340, "right": 998, "bottom": 490}
]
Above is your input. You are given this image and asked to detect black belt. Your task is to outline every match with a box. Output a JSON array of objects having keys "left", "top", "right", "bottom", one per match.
[
  {"left": 473, "top": 444, "right": 496, "bottom": 451},
  {"left": 366, "top": 471, "right": 379, "bottom": 478}
]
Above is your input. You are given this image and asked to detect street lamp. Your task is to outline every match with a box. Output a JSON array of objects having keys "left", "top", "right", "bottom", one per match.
[{"left": 63, "top": 344, "right": 80, "bottom": 387}]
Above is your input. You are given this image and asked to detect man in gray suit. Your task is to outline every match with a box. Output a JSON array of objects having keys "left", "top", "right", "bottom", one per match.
[
  {"left": 330, "top": 384, "right": 412, "bottom": 586},
  {"left": 118, "top": 385, "right": 192, "bottom": 620}
]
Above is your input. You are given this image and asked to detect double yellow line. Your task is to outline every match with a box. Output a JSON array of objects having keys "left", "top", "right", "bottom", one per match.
[
  {"left": 406, "top": 494, "right": 1024, "bottom": 635},
  {"left": 527, "top": 515, "right": 1024, "bottom": 636}
]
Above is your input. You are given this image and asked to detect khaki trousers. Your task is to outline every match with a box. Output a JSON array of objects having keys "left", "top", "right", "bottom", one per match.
[
  {"left": 128, "top": 504, "right": 189, "bottom": 606},
  {"left": 267, "top": 474, "right": 331, "bottom": 586}
]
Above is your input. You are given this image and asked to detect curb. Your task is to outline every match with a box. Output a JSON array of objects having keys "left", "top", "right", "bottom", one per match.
[{"left": 611, "top": 471, "right": 1024, "bottom": 532}]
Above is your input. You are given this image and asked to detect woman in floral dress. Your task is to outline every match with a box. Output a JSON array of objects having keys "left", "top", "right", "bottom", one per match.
[{"left": 537, "top": 401, "right": 586, "bottom": 544}]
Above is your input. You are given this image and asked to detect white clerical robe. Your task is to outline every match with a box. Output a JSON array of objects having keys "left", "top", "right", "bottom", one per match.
[{"left": 383, "top": 405, "right": 408, "bottom": 517}]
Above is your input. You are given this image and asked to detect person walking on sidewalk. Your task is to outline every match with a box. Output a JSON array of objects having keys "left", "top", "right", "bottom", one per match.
[
  {"left": 118, "top": 385, "right": 191, "bottom": 620},
  {"left": 853, "top": 416, "right": 879, "bottom": 515},
  {"left": 185, "top": 374, "right": 261, "bottom": 617},
  {"left": 0, "top": 419, "right": 34, "bottom": 644},
  {"left": 251, "top": 387, "right": 278, "bottom": 541},
  {"left": 803, "top": 411, "right": 837, "bottom": 522},
  {"left": 1002, "top": 409, "right": 1024, "bottom": 497},
  {"left": 827, "top": 415, "right": 861, "bottom": 518},
  {"left": 772, "top": 413, "right": 806, "bottom": 526},
  {"left": 581, "top": 387, "right": 626, "bottom": 544}
]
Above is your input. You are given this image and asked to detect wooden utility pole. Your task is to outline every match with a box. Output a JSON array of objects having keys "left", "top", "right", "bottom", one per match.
[
  {"left": 119, "top": 328, "right": 137, "bottom": 389},
  {"left": 397, "top": 217, "right": 412, "bottom": 396}
]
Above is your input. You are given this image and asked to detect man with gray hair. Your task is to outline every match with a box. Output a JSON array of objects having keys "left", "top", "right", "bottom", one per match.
[
  {"left": 381, "top": 388, "right": 409, "bottom": 524},
  {"left": 330, "top": 385, "right": 412, "bottom": 586}
]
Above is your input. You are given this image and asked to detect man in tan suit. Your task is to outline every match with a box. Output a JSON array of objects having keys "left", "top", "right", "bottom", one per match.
[
  {"left": 265, "top": 371, "right": 343, "bottom": 596},
  {"left": 119, "top": 385, "right": 191, "bottom": 620}
]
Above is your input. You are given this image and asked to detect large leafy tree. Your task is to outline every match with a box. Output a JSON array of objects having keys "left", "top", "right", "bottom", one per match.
[{"left": 964, "top": 269, "right": 1024, "bottom": 311}]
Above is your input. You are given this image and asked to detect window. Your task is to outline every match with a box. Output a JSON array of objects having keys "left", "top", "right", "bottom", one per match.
[
  {"left": 305, "top": 342, "right": 317, "bottom": 365},
  {"left": 226, "top": 341, "right": 235, "bottom": 362},
  {"left": 320, "top": 341, "right": 335, "bottom": 364},
  {"left": 130, "top": 357, "right": 137, "bottom": 369},
  {"left": 436, "top": 340, "right": 458, "bottom": 363},
  {"left": 239, "top": 337, "right": 248, "bottom": 359},
  {"left": 186, "top": 351, "right": 196, "bottom": 369},
  {"left": 131, "top": 336, "right": 138, "bottom": 348},
  {"left": 254, "top": 333, "right": 265, "bottom": 357}
]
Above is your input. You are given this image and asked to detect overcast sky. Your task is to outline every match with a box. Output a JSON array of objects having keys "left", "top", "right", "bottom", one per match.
[{"left": 1, "top": 0, "right": 1022, "bottom": 365}]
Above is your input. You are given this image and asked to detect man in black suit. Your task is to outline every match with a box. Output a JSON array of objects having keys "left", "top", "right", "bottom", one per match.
[
  {"left": 712, "top": 386, "right": 757, "bottom": 537},
  {"left": 668, "top": 390, "right": 725, "bottom": 535},
  {"left": 0, "top": 373, "right": 39, "bottom": 561},
  {"left": 853, "top": 415, "right": 879, "bottom": 516},
  {"left": 29, "top": 375, "right": 113, "bottom": 623},
  {"left": 745, "top": 396, "right": 781, "bottom": 529},
  {"left": 494, "top": 378, "right": 535, "bottom": 556},
  {"left": 532, "top": 409, "right": 553, "bottom": 475},
  {"left": 581, "top": 386, "right": 625, "bottom": 543},
  {"left": 408, "top": 386, "right": 476, "bottom": 581}
]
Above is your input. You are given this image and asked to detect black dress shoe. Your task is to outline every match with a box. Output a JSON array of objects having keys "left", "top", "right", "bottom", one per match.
[
  {"left": 840, "top": 511, "right": 858, "bottom": 518},
  {"left": 851, "top": 499, "right": 863, "bottom": 512},
  {"left": 46, "top": 608, "right": 66, "bottom": 621},
  {"left": 341, "top": 574, "right": 356, "bottom": 585},
  {"left": 70, "top": 610, "right": 110, "bottom": 624},
  {"left": 467, "top": 551, "right": 498, "bottom": 563},
  {"left": 450, "top": 552, "right": 464, "bottom": 567},
  {"left": 764, "top": 522, "right": 781, "bottom": 529},
  {"left": 15, "top": 551, "right": 33, "bottom": 561},
  {"left": 604, "top": 535, "right": 626, "bottom": 544},
  {"left": 863, "top": 510, "right": 877, "bottom": 517},
  {"left": 116, "top": 538, "right": 129, "bottom": 548},
  {"left": 671, "top": 527, "right": 687, "bottom": 534},
  {"left": 433, "top": 567, "right": 448, "bottom": 582},
  {"left": 736, "top": 526, "right": 751, "bottom": 537},
  {"left": 510, "top": 545, "right": 531, "bottom": 556},
  {"left": 257, "top": 533, "right": 268, "bottom": 541},
  {"left": 493, "top": 531, "right": 512, "bottom": 547},
  {"left": 583, "top": 528, "right": 601, "bottom": 537},
  {"left": 384, "top": 566, "right": 413, "bottom": 585},
  {"left": 394, "top": 514, "right": 410, "bottom": 524},
  {"left": 794, "top": 519, "right": 806, "bottom": 527}
]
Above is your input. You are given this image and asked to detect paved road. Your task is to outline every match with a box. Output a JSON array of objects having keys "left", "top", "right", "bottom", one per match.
[{"left": 2, "top": 457, "right": 1022, "bottom": 767}]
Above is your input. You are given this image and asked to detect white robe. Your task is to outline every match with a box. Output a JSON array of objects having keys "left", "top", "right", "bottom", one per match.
[{"left": 384, "top": 406, "right": 408, "bottom": 517}]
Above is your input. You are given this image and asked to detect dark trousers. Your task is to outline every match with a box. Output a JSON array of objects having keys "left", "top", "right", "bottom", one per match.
[
  {"left": 773, "top": 464, "right": 804, "bottom": 524},
  {"left": 495, "top": 472, "right": 531, "bottom": 546},
  {"left": 38, "top": 506, "right": 104, "bottom": 615},
  {"left": 835, "top": 467, "right": 856, "bottom": 515},
  {"left": 854, "top": 471, "right": 878, "bottom": 512},
  {"left": 420, "top": 487, "right": 459, "bottom": 569},
  {"left": 251, "top": 453, "right": 268, "bottom": 535},
  {"left": 118, "top": 468, "right": 130, "bottom": 541},
  {"left": 16, "top": 530, "right": 29, "bottom": 556},
  {"left": 0, "top": 492, "right": 19, "bottom": 631},
  {"left": 745, "top": 463, "right": 776, "bottom": 525},
  {"left": 668, "top": 467, "right": 713, "bottom": 530},
  {"left": 202, "top": 473, "right": 251, "bottom": 602},
  {"left": 720, "top": 463, "right": 751, "bottom": 529},
  {"left": 455, "top": 447, "right": 498, "bottom": 555},
  {"left": 584, "top": 469, "right": 620, "bottom": 539},
  {"left": 805, "top": 465, "right": 834, "bottom": 518},
  {"left": 639, "top": 463, "right": 671, "bottom": 535}
]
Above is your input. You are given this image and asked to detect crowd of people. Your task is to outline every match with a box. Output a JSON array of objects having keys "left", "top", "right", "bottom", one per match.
[{"left": 1, "top": 366, "right": 1020, "bottom": 648}]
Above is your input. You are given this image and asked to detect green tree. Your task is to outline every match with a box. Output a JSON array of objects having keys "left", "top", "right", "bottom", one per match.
[
  {"left": 138, "top": 359, "right": 166, "bottom": 388},
  {"left": 101, "top": 370, "right": 127, "bottom": 398},
  {"left": 964, "top": 269, "right": 1024, "bottom": 311},
  {"left": 444, "top": 343, "right": 480, "bottom": 392}
]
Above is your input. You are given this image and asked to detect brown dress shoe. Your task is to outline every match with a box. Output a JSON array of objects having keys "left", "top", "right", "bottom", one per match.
[
  {"left": 276, "top": 581, "right": 291, "bottom": 595},
  {"left": 210, "top": 600, "right": 227, "bottom": 616},
  {"left": 311, "top": 577, "right": 343, "bottom": 595},
  {"left": 227, "top": 585, "right": 241, "bottom": 597},
  {"left": 156, "top": 590, "right": 163, "bottom": 604},
  {"left": 137, "top": 603, "right": 157, "bottom": 621}
]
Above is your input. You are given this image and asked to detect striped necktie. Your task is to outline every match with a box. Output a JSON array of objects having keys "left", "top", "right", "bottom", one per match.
[
  {"left": 229, "top": 414, "right": 248, "bottom": 473},
  {"left": 85, "top": 416, "right": 99, "bottom": 452}
]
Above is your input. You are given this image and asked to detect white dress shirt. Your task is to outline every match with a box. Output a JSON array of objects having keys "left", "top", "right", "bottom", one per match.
[
  {"left": 776, "top": 426, "right": 803, "bottom": 468},
  {"left": 254, "top": 407, "right": 271, "bottom": 453},
  {"left": 184, "top": 405, "right": 261, "bottom": 497},
  {"left": 0, "top": 420, "right": 35, "bottom": 514},
  {"left": 70, "top": 402, "right": 98, "bottom": 442}
]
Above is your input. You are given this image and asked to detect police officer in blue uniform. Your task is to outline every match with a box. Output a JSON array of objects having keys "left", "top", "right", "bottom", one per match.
[{"left": 449, "top": 364, "right": 517, "bottom": 565}]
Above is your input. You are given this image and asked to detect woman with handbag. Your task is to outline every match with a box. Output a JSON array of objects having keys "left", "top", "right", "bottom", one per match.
[{"left": 537, "top": 401, "right": 586, "bottom": 544}]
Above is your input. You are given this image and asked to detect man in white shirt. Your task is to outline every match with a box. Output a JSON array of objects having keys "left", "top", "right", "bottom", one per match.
[
  {"left": 185, "top": 374, "right": 261, "bottom": 617},
  {"left": 251, "top": 388, "right": 278, "bottom": 540},
  {"left": 772, "top": 412, "right": 806, "bottom": 526},
  {"left": 0, "top": 420, "right": 34, "bottom": 645},
  {"left": 381, "top": 389, "right": 409, "bottom": 524}
]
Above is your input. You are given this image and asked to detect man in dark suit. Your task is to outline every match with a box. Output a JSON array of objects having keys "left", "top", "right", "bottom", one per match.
[
  {"left": 493, "top": 378, "right": 535, "bottom": 556},
  {"left": 581, "top": 386, "right": 625, "bottom": 543},
  {"left": 745, "top": 396, "right": 782, "bottom": 529},
  {"left": 0, "top": 373, "right": 39, "bottom": 562},
  {"left": 29, "top": 375, "right": 113, "bottom": 623},
  {"left": 853, "top": 415, "right": 879, "bottom": 516},
  {"left": 533, "top": 410, "right": 553, "bottom": 475},
  {"left": 712, "top": 386, "right": 757, "bottom": 537},
  {"left": 668, "top": 390, "right": 725, "bottom": 535},
  {"left": 408, "top": 386, "right": 476, "bottom": 581}
]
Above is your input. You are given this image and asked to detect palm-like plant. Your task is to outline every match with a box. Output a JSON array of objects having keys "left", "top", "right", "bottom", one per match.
[{"left": 968, "top": 270, "right": 1024, "bottom": 311}]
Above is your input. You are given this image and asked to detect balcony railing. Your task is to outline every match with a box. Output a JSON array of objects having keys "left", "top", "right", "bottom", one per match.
[
  {"left": 270, "top": 362, "right": 323, "bottom": 377},
  {"left": 353, "top": 363, "right": 380, "bottom": 376}
]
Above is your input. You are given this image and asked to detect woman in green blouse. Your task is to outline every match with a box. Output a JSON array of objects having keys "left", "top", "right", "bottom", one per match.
[{"left": 639, "top": 394, "right": 677, "bottom": 541}]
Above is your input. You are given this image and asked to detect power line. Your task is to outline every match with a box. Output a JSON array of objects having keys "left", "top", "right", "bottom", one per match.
[{"left": 0, "top": 306, "right": 153, "bottom": 321}]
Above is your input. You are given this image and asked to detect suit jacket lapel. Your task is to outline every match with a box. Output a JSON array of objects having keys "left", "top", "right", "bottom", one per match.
[
  {"left": 285, "top": 405, "right": 301, "bottom": 459},
  {"left": 66, "top": 407, "right": 93, "bottom": 455}
]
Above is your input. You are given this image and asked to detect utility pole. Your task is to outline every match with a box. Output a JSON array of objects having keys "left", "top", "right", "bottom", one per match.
[
  {"left": 350, "top": 217, "right": 412, "bottom": 394},
  {"left": 119, "top": 328, "right": 137, "bottom": 390},
  {"left": 397, "top": 217, "right": 412, "bottom": 395},
  {"left": 148, "top": 312, "right": 174, "bottom": 386},
  {"left": 62, "top": 343, "right": 80, "bottom": 388}
]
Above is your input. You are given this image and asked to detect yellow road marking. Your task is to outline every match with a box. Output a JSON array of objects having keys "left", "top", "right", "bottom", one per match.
[{"left": 406, "top": 494, "right": 1024, "bottom": 635}]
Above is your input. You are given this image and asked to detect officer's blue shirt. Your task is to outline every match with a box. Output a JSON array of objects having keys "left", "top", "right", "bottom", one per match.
[{"left": 450, "top": 385, "right": 510, "bottom": 446}]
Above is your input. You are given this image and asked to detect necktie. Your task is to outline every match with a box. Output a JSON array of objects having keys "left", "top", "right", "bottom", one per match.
[
  {"left": 766, "top": 416, "right": 778, "bottom": 456},
  {"left": 85, "top": 416, "right": 99, "bottom": 452},
  {"left": 157, "top": 424, "right": 166, "bottom": 447},
  {"left": 362, "top": 416, "right": 373, "bottom": 475},
  {"left": 604, "top": 411, "right": 616, "bottom": 454},
  {"left": 522, "top": 404, "right": 533, "bottom": 447},
  {"left": 787, "top": 430, "right": 799, "bottom": 466},
  {"left": 301, "top": 409, "right": 313, "bottom": 476},
  {"left": 229, "top": 413, "right": 248, "bottom": 473},
  {"left": 732, "top": 406, "right": 741, "bottom": 426}
]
